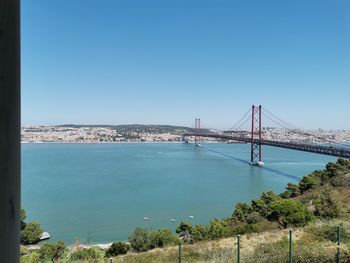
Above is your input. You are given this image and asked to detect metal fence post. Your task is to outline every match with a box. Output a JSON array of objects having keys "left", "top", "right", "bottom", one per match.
[
  {"left": 337, "top": 225, "right": 340, "bottom": 263},
  {"left": 178, "top": 240, "right": 182, "bottom": 263},
  {"left": 237, "top": 235, "right": 240, "bottom": 263},
  {"left": 289, "top": 230, "right": 293, "bottom": 263}
]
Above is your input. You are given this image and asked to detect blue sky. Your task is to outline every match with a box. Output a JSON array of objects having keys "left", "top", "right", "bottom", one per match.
[{"left": 21, "top": 0, "right": 350, "bottom": 129}]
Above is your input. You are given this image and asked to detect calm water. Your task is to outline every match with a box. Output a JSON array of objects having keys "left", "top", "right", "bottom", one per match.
[{"left": 22, "top": 143, "right": 336, "bottom": 244}]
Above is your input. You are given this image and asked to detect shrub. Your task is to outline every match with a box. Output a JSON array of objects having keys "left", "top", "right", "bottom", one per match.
[
  {"left": 233, "top": 202, "right": 252, "bottom": 221},
  {"left": 246, "top": 211, "right": 264, "bottom": 224},
  {"left": 20, "top": 221, "right": 43, "bottom": 245},
  {"left": 326, "top": 162, "right": 346, "bottom": 177},
  {"left": 313, "top": 187, "right": 346, "bottom": 218},
  {"left": 285, "top": 183, "right": 301, "bottom": 197},
  {"left": 191, "top": 224, "right": 208, "bottom": 242},
  {"left": 267, "top": 199, "right": 313, "bottom": 228},
  {"left": 71, "top": 246, "right": 103, "bottom": 260},
  {"left": 105, "top": 242, "right": 130, "bottom": 257},
  {"left": 299, "top": 174, "right": 321, "bottom": 193},
  {"left": 251, "top": 191, "right": 280, "bottom": 217},
  {"left": 38, "top": 241, "right": 67, "bottom": 262},
  {"left": 176, "top": 221, "right": 193, "bottom": 234},
  {"left": 128, "top": 228, "right": 151, "bottom": 252},
  {"left": 206, "top": 219, "right": 233, "bottom": 240},
  {"left": 150, "top": 229, "right": 178, "bottom": 248},
  {"left": 260, "top": 191, "right": 280, "bottom": 204}
]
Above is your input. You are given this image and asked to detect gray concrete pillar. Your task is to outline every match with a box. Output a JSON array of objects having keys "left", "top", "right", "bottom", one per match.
[{"left": 0, "top": 0, "right": 21, "bottom": 262}]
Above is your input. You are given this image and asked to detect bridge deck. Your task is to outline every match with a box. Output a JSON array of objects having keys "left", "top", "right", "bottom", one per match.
[{"left": 184, "top": 133, "right": 350, "bottom": 159}]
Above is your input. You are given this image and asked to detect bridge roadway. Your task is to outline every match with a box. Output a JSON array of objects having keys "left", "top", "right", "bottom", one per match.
[{"left": 183, "top": 133, "right": 350, "bottom": 159}]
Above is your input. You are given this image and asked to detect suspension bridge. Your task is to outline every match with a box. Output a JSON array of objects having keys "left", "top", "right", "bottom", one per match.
[{"left": 183, "top": 105, "right": 350, "bottom": 166}]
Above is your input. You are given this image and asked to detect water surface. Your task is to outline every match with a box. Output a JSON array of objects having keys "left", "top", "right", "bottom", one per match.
[{"left": 22, "top": 143, "right": 336, "bottom": 244}]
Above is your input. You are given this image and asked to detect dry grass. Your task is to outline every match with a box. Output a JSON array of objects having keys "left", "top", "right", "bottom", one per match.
[{"left": 111, "top": 228, "right": 305, "bottom": 263}]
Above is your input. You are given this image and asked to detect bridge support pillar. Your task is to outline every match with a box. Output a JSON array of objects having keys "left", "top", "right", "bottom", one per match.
[
  {"left": 195, "top": 118, "right": 201, "bottom": 147},
  {"left": 250, "top": 105, "right": 263, "bottom": 166}
]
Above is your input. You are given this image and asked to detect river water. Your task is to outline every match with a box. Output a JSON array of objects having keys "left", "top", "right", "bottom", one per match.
[{"left": 22, "top": 143, "right": 336, "bottom": 244}]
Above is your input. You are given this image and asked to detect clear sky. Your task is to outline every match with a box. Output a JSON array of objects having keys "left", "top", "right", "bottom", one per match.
[{"left": 21, "top": 0, "right": 350, "bottom": 129}]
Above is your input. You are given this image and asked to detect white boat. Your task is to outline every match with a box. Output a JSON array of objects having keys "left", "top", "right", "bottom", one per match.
[
  {"left": 249, "top": 161, "right": 264, "bottom": 167},
  {"left": 144, "top": 217, "right": 150, "bottom": 221},
  {"left": 170, "top": 219, "right": 176, "bottom": 222},
  {"left": 189, "top": 215, "right": 194, "bottom": 219},
  {"left": 39, "top": 231, "right": 50, "bottom": 241}
]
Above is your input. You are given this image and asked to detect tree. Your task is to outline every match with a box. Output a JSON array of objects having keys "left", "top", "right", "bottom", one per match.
[
  {"left": 20, "top": 221, "right": 43, "bottom": 244},
  {"left": 314, "top": 187, "right": 346, "bottom": 218},
  {"left": 267, "top": 199, "right": 313, "bottom": 228},
  {"left": 149, "top": 229, "right": 178, "bottom": 248},
  {"left": 251, "top": 192, "right": 280, "bottom": 217},
  {"left": 38, "top": 241, "right": 67, "bottom": 262},
  {"left": 105, "top": 242, "right": 129, "bottom": 257},
  {"left": 286, "top": 183, "right": 301, "bottom": 197},
  {"left": 326, "top": 162, "right": 345, "bottom": 177},
  {"left": 176, "top": 221, "right": 193, "bottom": 234},
  {"left": 299, "top": 174, "right": 321, "bottom": 193},
  {"left": 260, "top": 191, "right": 280, "bottom": 204},
  {"left": 128, "top": 228, "right": 151, "bottom": 252},
  {"left": 233, "top": 202, "right": 252, "bottom": 221}
]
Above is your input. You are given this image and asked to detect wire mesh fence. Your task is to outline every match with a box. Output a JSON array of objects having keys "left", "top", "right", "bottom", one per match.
[{"left": 173, "top": 225, "right": 350, "bottom": 263}]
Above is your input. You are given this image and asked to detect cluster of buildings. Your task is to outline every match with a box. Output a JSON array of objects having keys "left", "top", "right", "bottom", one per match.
[
  {"left": 21, "top": 126, "right": 185, "bottom": 143},
  {"left": 262, "top": 127, "right": 350, "bottom": 144},
  {"left": 21, "top": 125, "right": 350, "bottom": 144}
]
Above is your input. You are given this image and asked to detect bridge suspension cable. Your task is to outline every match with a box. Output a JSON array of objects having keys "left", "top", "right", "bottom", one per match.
[
  {"left": 228, "top": 107, "right": 252, "bottom": 131},
  {"left": 262, "top": 107, "right": 350, "bottom": 149}
]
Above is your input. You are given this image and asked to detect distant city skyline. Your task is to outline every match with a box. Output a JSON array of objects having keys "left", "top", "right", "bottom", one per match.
[{"left": 22, "top": 0, "right": 350, "bottom": 129}]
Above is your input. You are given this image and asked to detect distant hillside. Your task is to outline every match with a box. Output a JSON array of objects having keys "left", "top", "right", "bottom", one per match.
[{"left": 57, "top": 124, "right": 204, "bottom": 134}]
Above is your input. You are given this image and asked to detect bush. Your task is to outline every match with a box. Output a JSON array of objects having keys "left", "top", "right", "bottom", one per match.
[
  {"left": 246, "top": 211, "right": 264, "bottom": 224},
  {"left": 71, "top": 246, "right": 103, "bottom": 260},
  {"left": 313, "top": 187, "right": 346, "bottom": 218},
  {"left": 251, "top": 191, "right": 280, "bottom": 217},
  {"left": 105, "top": 242, "right": 130, "bottom": 257},
  {"left": 233, "top": 202, "right": 252, "bottom": 221},
  {"left": 299, "top": 174, "right": 321, "bottom": 193},
  {"left": 128, "top": 228, "right": 151, "bottom": 252},
  {"left": 38, "top": 241, "right": 67, "bottom": 262},
  {"left": 150, "top": 229, "right": 178, "bottom": 248},
  {"left": 267, "top": 199, "right": 313, "bottom": 228},
  {"left": 20, "top": 221, "right": 43, "bottom": 245},
  {"left": 206, "top": 219, "right": 233, "bottom": 240},
  {"left": 176, "top": 221, "right": 193, "bottom": 234},
  {"left": 191, "top": 224, "right": 208, "bottom": 242}
]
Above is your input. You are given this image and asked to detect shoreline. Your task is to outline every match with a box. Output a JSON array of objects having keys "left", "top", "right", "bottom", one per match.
[{"left": 21, "top": 141, "right": 223, "bottom": 144}]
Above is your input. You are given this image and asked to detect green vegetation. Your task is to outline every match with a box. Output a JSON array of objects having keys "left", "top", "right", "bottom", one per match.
[
  {"left": 105, "top": 242, "right": 129, "bottom": 257},
  {"left": 71, "top": 246, "right": 105, "bottom": 261},
  {"left": 20, "top": 208, "right": 45, "bottom": 245},
  {"left": 20, "top": 158, "right": 350, "bottom": 262},
  {"left": 128, "top": 228, "right": 178, "bottom": 252},
  {"left": 37, "top": 241, "right": 67, "bottom": 262},
  {"left": 267, "top": 199, "right": 314, "bottom": 228},
  {"left": 21, "top": 221, "right": 43, "bottom": 245}
]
